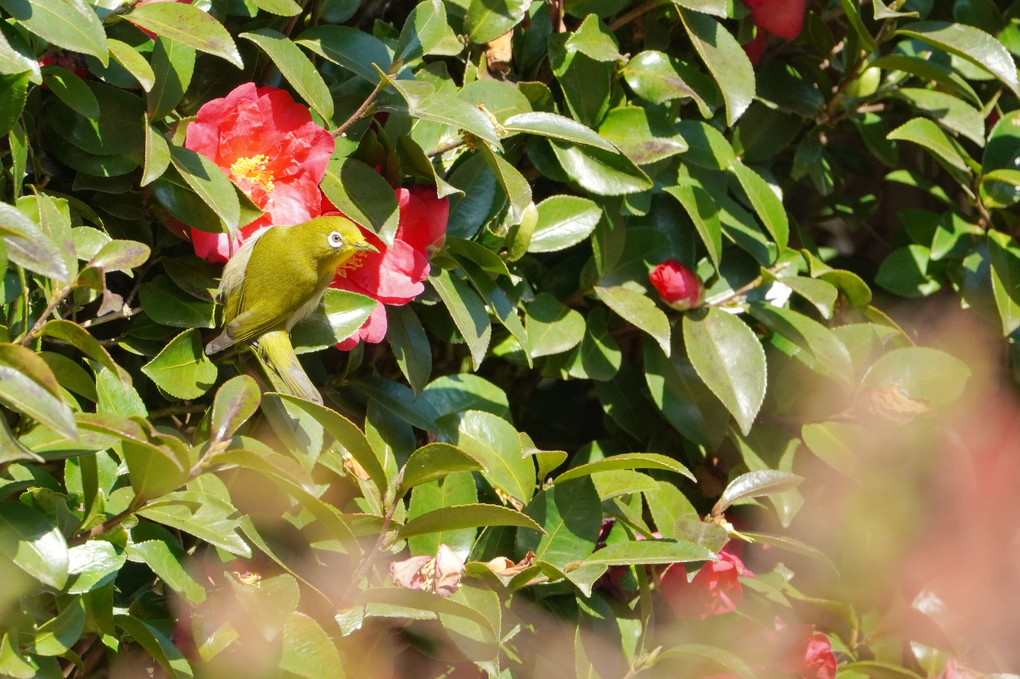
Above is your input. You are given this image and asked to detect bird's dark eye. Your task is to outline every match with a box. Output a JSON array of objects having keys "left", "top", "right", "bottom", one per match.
[{"left": 328, "top": 231, "right": 344, "bottom": 248}]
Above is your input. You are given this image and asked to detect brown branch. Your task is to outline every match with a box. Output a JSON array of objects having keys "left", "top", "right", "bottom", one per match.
[
  {"left": 69, "top": 505, "right": 142, "bottom": 547},
  {"left": 333, "top": 80, "right": 385, "bottom": 138},
  {"left": 609, "top": 0, "right": 656, "bottom": 32},
  {"left": 19, "top": 285, "right": 70, "bottom": 345}
]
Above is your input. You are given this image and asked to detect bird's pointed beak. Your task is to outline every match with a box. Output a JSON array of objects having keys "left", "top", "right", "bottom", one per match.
[{"left": 356, "top": 241, "right": 379, "bottom": 253}]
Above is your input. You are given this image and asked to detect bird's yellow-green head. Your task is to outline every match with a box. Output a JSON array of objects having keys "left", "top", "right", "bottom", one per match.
[{"left": 291, "top": 215, "right": 377, "bottom": 280}]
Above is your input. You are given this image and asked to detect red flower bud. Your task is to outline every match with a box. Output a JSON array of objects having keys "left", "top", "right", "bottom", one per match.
[
  {"left": 649, "top": 260, "right": 702, "bottom": 311},
  {"left": 742, "top": 0, "right": 805, "bottom": 40}
]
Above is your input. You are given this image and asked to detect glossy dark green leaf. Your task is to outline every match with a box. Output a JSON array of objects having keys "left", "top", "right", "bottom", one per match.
[
  {"left": 0, "top": 501, "right": 68, "bottom": 589},
  {"left": 170, "top": 145, "right": 240, "bottom": 233},
  {"left": 476, "top": 143, "right": 532, "bottom": 227},
  {"left": 892, "top": 87, "right": 984, "bottom": 146},
  {"left": 114, "top": 615, "right": 192, "bottom": 679},
  {"left": 502, "top": 111, "right": 615, "bottom": 151},
  {"left": 582, "top": 538, "right": 715, "bottom": 566},
  {"left": 241, "top": 29, "right": 333, "bottom": 121},
  {"left": 0, "top": 203, "right": 71, "bottom": 282},
  {"left": 548, "top": 32, "right": 611, "bottom": 127},
  {"left": 107, "top": 39, "right": 155, "bottom": 92},
  {"left": 0, "top": 0, "right": 107, "bottom": 64},
  {"left": 748, "top": 304, "right": 852, "bottom": 385},
  {"left": 875, "top": 245, "right": 941, "bottom": 297},
  {"left": 713, "top": 470, "right": 803, "bottom": 515},
  {"left": 387, "top": 305, "right": 432, "bottom": 396},
  {"left": 210, "top": 375, "right": 260, "bottom": 442},
  {"left": 576, "top": 307, "right": 621, "bottom": 381},
  {"left": 555, "top": 452, "right": 694, "bottom": 484},
  {"left": 887, "top": 118, "right": 974, "bottom": 187},
  {"left": 597, "top": 106, "right": 687, "bottom": 165},
  {"left": 550, "top": 140, "right": 653, "bottom": 195},
  {"left": 40, "top": 320, "right": 129, "bottom": 386},
  {"left": 400, "top": 443, "right": 483, "bottom": 491},
  {"left": 138, "top": 275, "right": 217, "bottom": 328},
  {"left": 128, "top": 540, "right": 206, "bottom": 604},
  {"left": 27, "top": 597, "right": 85, "bottom": 655},
  {"left": 528, "top": 194, "right": 601, "bottom": 253},
  {"left": 279, "top": 612, "right": 345, "bottom": 679},
  {"left": 596, "top": 283, "right": 670, "bottom": 355},
  {"left": 515, "top": 477, "right": 601, "bottom": 568},
  {"left": 525, "top": 293, "right": 584, "bottom": 358},
  {"left": 290, "top": 289, "right": 377, "bottom": 352},
  {"left": 137, "top": 488, "right": 250, "bottom": 556},
  {"left": 988, "top": 230, "right": 1020, "bottom": 335},
  {"left": 896, "top": 21, "right": 1020, "bottom": 97},
  {"left": 67, "top": 541, "right": 125, "bottom": 594},
  {"left": 444, "top": 410, "right": 533, "bottom": 502},
  {"left": 664, "top": 183, "right": 721, "bottom": 269},
  {"left": 430, "top": 269, "right": 491, "bottom": 370},
  {"left": 676, "top": 119, "right": 737, "bottom": 170},
  {"left": 621, "top": 50, "right": 700, "bottom": 106},
  {"left": 122, "top": 435, "right": 190, "bottom": 500},
  {"left": 148, "top": 37, "right": 195, "bottom": 120},
  {"left": 380, "top": 77, "right": 502, "bottom": 149},
  {"left": 420, "top": 374, "right": 509, "bottom": 420},
  {"left": 320, "top": 157, "right": 400, "bottom": 244},
  {"left": 683, "top": 308, "right": 766, "bottom": 435},
  {"left": 296, "top": 26, "right": 393, "bottom": 83},
  {"left": 0, "top": 343, "right": 77, "bottom": 440},
  {"left": 564, "top": 14, "right": 622, "bottom": 62},
  {"left": 679, "top": 9, "right": 753, "bottom": 125},
  {"left": 141, "top": 328, "right": 217, "bottom": 400},
  {"left": 730, "top": 161, "right": 789, "bottom": 250},
  {"left": 41, "top": 66, "right": 99, "bottom": 118},
  {"left": 126, "top": 2, "right": 242, "bottom": 68},
  {"left": 398, "top": 0, "right": 461, "bottom": 59},
  {"left": 400, "top": 503, "right": 543, "bottom": 537},
  {"left": 407, "top": 471, "right": 478, "bottom": 558}
]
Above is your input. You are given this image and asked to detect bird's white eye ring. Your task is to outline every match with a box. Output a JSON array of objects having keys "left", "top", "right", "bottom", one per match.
[{"left": 328, "top": 231, "right": 344, "bottom": 248}]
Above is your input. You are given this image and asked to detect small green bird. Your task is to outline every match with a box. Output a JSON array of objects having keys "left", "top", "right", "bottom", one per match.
[{"left": 205, "top": 216, "right": 376, "bottom": 404}]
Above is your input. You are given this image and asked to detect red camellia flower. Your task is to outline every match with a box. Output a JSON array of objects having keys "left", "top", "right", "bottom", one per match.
[
  {"left": 659, "top": 542, "right": 753, "bottom": 619},
  {"left": 649, "top": 259, "right": 702, "bottom": 311},
  {"left": 184, "top": 83, "right": 334, "bottom": 262},
  {"left": 329, "top": 186, "right": 448, "bottom": 349},
  {"left": 770, "top": 623, "right": 837, "bottom": 679},
  {"left": 743, "top": 0, "right": 806, "bottom": 40}
]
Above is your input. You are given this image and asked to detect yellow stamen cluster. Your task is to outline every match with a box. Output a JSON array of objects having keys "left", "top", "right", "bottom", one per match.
[
  {"left": 230, "top": 154, "right": 275, "bottom": 193},
  {"left": 334, "top": 251, "right": 369, "bottom": 276}
]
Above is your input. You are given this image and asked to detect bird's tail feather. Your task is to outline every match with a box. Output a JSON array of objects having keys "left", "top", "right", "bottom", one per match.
[{"left": 255, "top": 330, "right": 322, "bottom": 404}]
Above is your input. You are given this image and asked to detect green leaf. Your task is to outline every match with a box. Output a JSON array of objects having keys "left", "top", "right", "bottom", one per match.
[
  {"left": 596, "top": 283, "right": 670, "bottom": 355},
  {"left": 387, "top": 305, "right": 432, "bottom": 396},
  {"left": 443, "top": 410, "right": 534, "bottom": 503},
  {"left": 408, "top": 471, "right": 478, "bottom": 558},
  {"left": 554, "top": 452, "right": 695, "bottom": 484},
  {"left": 528, "top": 194, "right": 602, "bottom": 253},
  {"left": 548, "top": 140, "right": 653, "bottom": 195},
  {"left": 621, "top": 50, "right": 701, "bottom": 106},
  {"left": 677, "top": 119, "right": 737, "bottom": 170},
  {"left": 400, "top": 503, "right": 543, "bottom": 537},
  {"left": 420, "top": 374, "right": 509, "bottom": 420},
  {"left": 271, "top": 393, "right": 388, "bottom": 491},
  {"left": 320, "top": 157, "right": 400, "bottom": 244},
  {"left": 664, "top": 183, "right": 722, "bottom": 269},
  {"left": 549, "top": 33, "right": 611, "bottom": 128},
  {"left": 122, "top": 436, "right": 190, "bottom": 501},
  {"left": 398, "top": 0, "right": 461, "bottom": 59},
  {"left": 875, "top": 245, "right": 941, "bottom": 297},
  {"left": 0, "top": 0, "right": 107, "bottom": 64},
  {"left": 431, "top": 269, "right": 491, "bottom": 370},
  {"left": 67, "top": 541, "right": 125, "bottom": 594},
  {"left": 502, "top": 111, "right": 616, "bottom": 151},
  {"left": 0, "top": 72, "right": 28, "bottom": 138},
  {"left": 683, "top": 308, "right": 767, "bottom": 436},
  {"left": 28, "top": 597, "right": 85, "bottom": 656},
  {"left": 126, "top": 2, "right": 243, "bottom": 69},
  {"left": 896, "top": 21, "right": 1020, "bottom": 98},
  {"left": 114, "top": 615, "right": 192, "bottom": 679},
  {"left": 887, "top": 117, "right": 974, "bottom": 187},
  {"left": 581, "top": 538, "right": 716, "bottom": 566},
  {"left": 296, "top": 26, "right": 393, "bottom": 84},
  {"left": 0, "top": 502, "right": 68, "bottom": 589},
  {"left": 597, "top": 106, "right": 688, "bottom": 165},
  {"left": 40, "top": 319, "right": 130, "bottom": 386},
  {"left": 108, "top": 39, "right": 156, "bottom": 92},
  {"left": 241, "top": 29, "right": 333, "bottom": 121},
  {"left": 652, "top": 644, "right": 756, "bottom": 679},
  {"left": 170, "top": 145, "right": 240, "bottom": 233},
  {"left": 141, "top": 329, "right": 217, "bottom": 400},
  {"left": 210, "top": 375, "right": 260, "bottom": 442},
  {"left": 730, "top": 161, "right": 789, "bottom": 250},
  {"left": 0, "top": 202, "right": 72, "bottom": 283},
  {"left": 344, "top": 588, "right": 496, "bottom": 637},
  {"left": 576, "top": 307, "right": 622, "bottom": 381},
  {"left": 249, "top": 0, "right": 301, "bottom": 15},
  {"left": 713, "top": 469, "right": 803, "bottom": 514},
  {"left": 988, "top": 230, "right": 1020, "bottom": 335},
  {"left": 148, "top": 37, "right": 195, "bottom": 120},
  {"left": 128, "top": 540, "right": 206, "bottom": 604},
  {"left": 564, "top": 14, "right": 623, "bottom": 62},
  {"left": 515, "top": 478, "right": 601, "bottom": 569},
  {"left": 748, "top": 304, "right": 853, "bottom": 385},
  {"left": 0, "top": 343, "right": 77, "bottom": 440},
  {"left": 279, "top": 613, "right": 345, "bottom": 679},
  {"left": 41, "top": 66, "right": 99, "bottom": 118},
  {"left": 526, "top": 293, "right": 585, "bottom": 358},
  {"left": 461, "top": 0, "right": 527, "bottom": 44},
  {"left": 400, "top": 443, "right": 483, "bottom": 491},
  {"left": 290, "top": 288, "right": 377, "bottom": 352},
  {"left": 139, "top": 275, "right": 217, "bottom": 328},
  {"left": 892, "top": 87, "right": 985, "bottom": 147},
  {"left": 476, "top": 143, "right": 532, "bottom": 227},
  {"left": 679, "top": 9, "right": 754, "bottom": 125},
  {"left": 89, "top": 239, "right": 150, "bottom": 272},
  {"left": 861, "top": 347, "right": 970, "bottom": 408},
  {"left": 380, "top": 76, "right": 502, "bottom": 149},
  {"left": 138, "top": 490, "right": 250, "bottom": 556}
]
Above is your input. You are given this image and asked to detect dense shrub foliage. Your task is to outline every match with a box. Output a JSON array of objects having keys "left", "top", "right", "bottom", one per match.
[{"left": 1, "top": 0, "right": 1019, "bottom": 676}]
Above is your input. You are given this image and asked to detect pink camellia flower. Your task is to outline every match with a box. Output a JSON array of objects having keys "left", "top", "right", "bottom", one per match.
[
  {"left": 390, "top": 544, "right": 464, "bottom": 597},
  {"left": 329, "top": 186, "right": 448, "bottom": 349},
  {"left": 658, "top": 541, "right": 753, "bottom": 619},
  {"left": 649, "top": 259, "right": 702, "bottom": 311},
  {"left": 184, "top": 83, "right": 334, "bottom": 262}
]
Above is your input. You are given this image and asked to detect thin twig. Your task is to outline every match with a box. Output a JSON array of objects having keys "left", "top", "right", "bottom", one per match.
[
  {"left": 609, "top": 0, "right": 656, "bottom": 32},
  {"left": 343, "top": 481, "right": 402, "bottom": 599},
  {"left": 149, "top": 404, "right": 207, "bottom": 419},
  {"left": 81, "top": 305, "right": 141, "bottom": 329},
  {"left": 19, "top": 285, "right": 70, "bottom": 345},
  {"left": 426, "top": 139, "right": 465, "bottom": 158},
  {"left": 333, "top": 81, "right": 385, "bottom": 138},
  {"left": 69, "top": 505, "right": 141, "bottom": 547}
]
